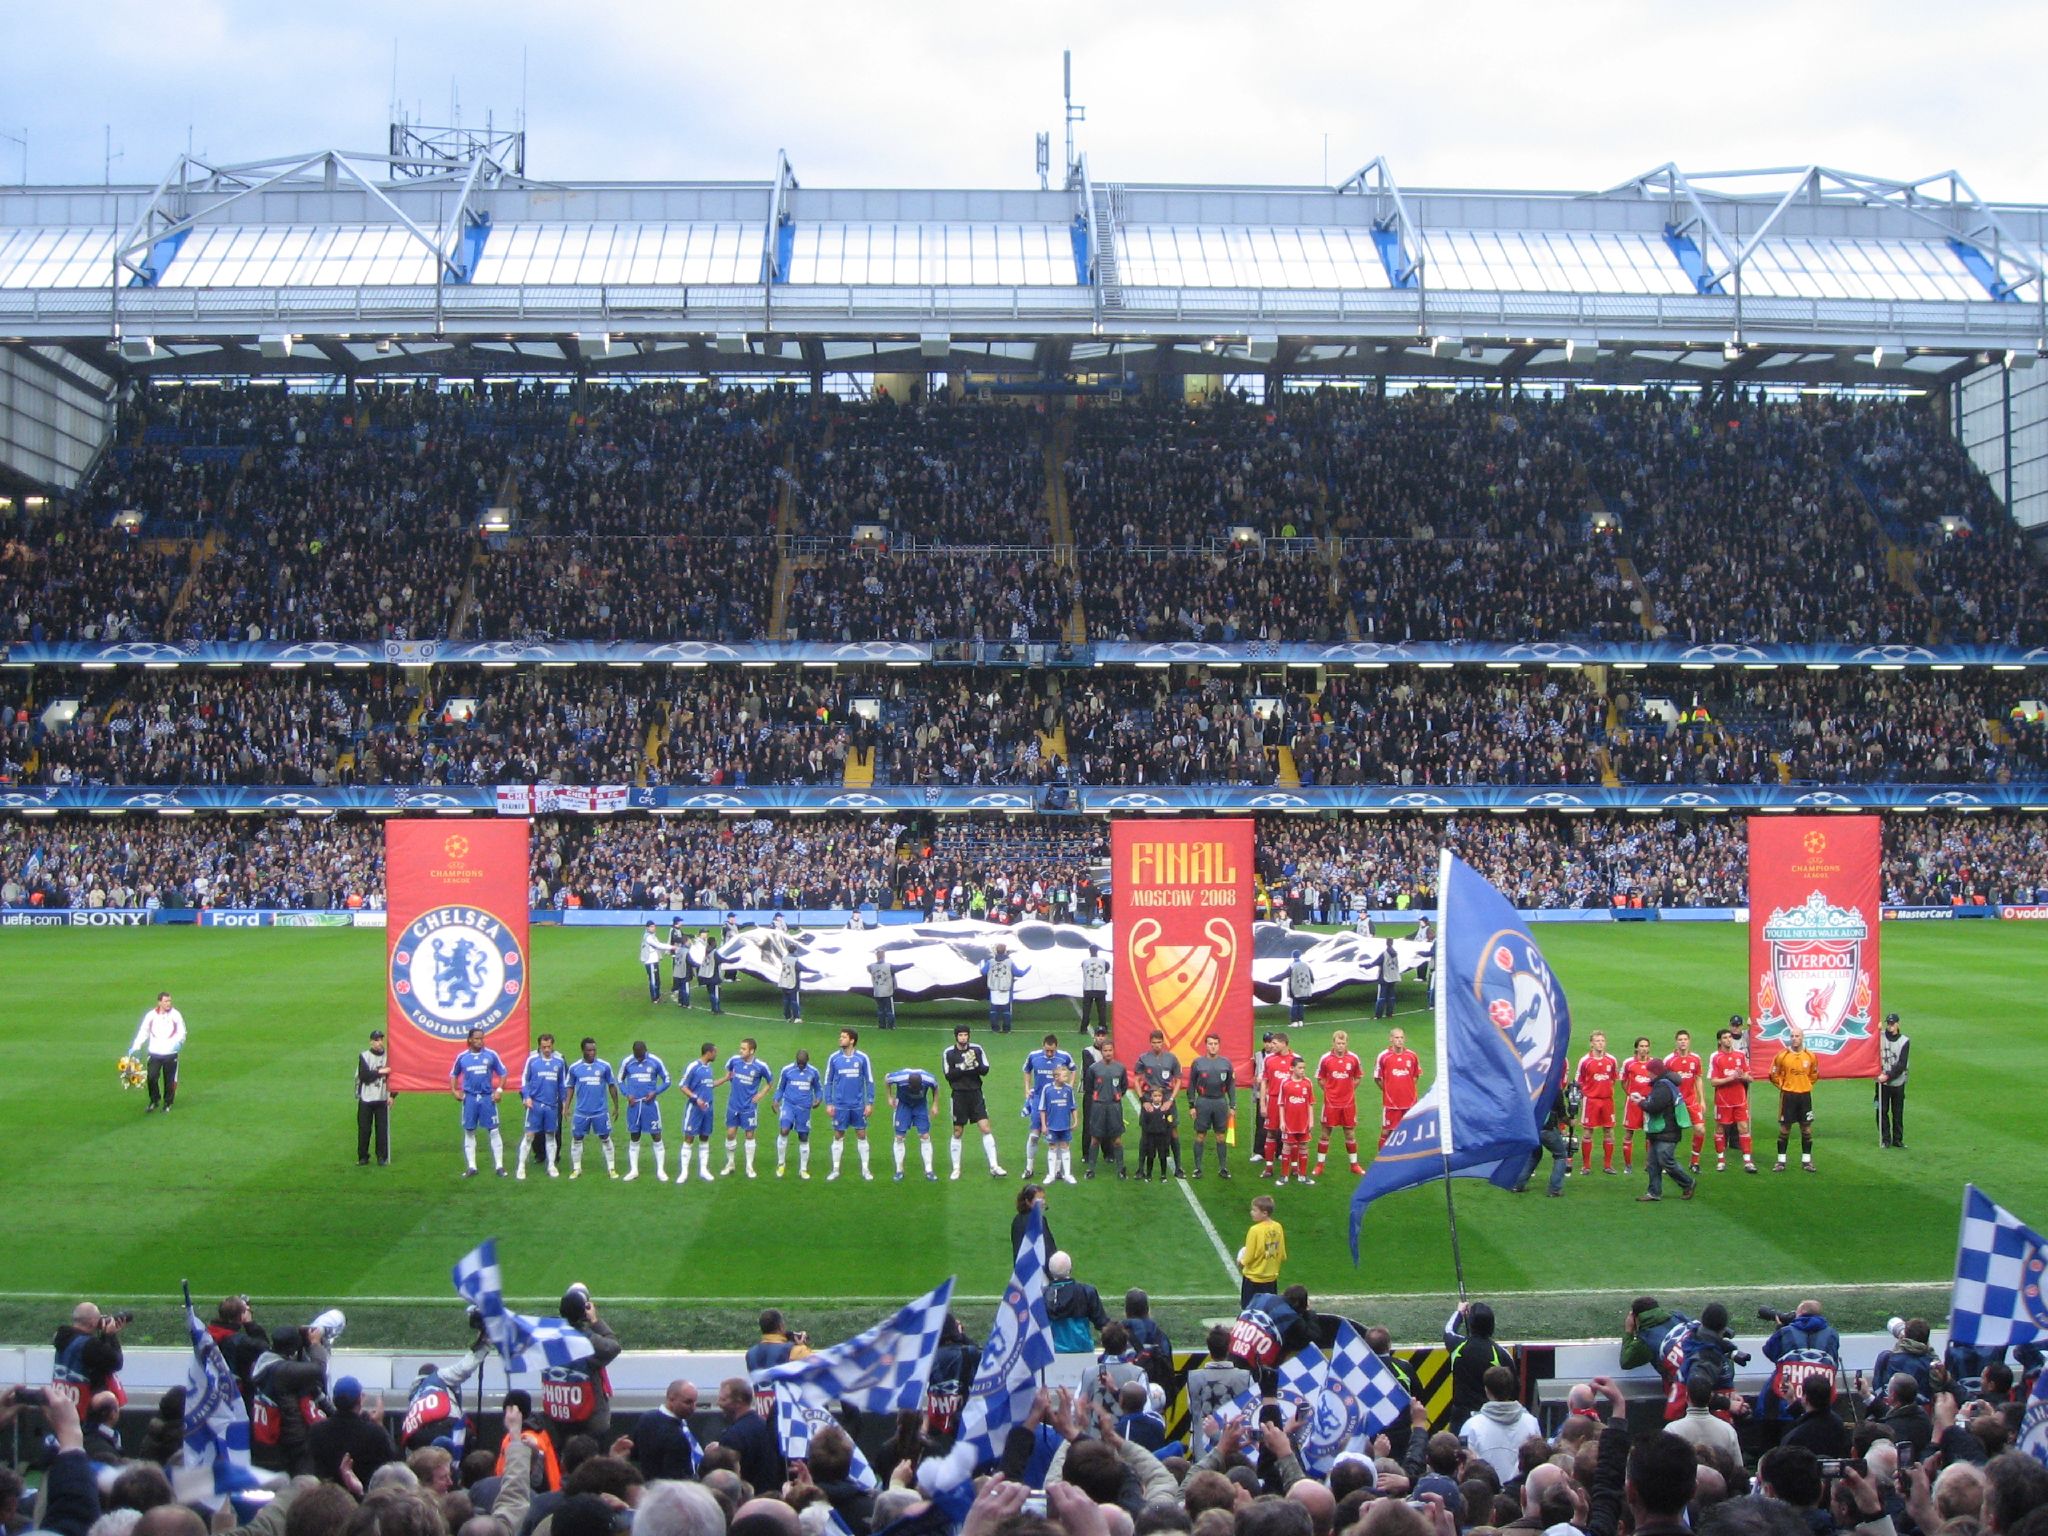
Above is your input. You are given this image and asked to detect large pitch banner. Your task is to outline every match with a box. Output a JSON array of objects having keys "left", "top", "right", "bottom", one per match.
[
  {"left": 1111, "top": 818, "right": 1255, "bottom": 1072},
  {"left": 386, "top": 819, "right": 532, "bottom": 1092},
  {"left": 1747, "top": 816, "right": 1881, "bottom": 1080}
]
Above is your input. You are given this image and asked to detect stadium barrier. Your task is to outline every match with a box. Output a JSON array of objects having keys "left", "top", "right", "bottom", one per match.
[{"left": 17, "top": 905, "right": 2043, "bottom": 928}]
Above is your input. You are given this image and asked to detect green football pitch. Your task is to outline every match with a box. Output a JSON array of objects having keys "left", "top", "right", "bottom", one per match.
[{"left": 2, "top": 920, "right": 2041, "bottom": 1352}]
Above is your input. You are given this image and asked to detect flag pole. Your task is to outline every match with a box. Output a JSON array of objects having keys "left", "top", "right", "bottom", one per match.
[{"left": 1433, "top": 850, "right": 1468, "bottom": 1302}]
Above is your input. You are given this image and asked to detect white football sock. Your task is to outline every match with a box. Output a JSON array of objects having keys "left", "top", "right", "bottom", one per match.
[
  {"left": 628, "top": 1142, "right": 641, "bottom": 1176},
  {"left": 698, "top": 1147, "right": 711, "bottom": 1177},
  {"left": 857, "top": 1139, "right": 871, "bottom": 1174},
  {"left": 921, "top": 1139, "right": 934, "bottom": 1175},
  {"left": 893, "top": 1140, "right": 906, "bottom": 1174},
  {"left": 799, "top": 1140, "right": 811, "bottom": 1173},
  {"left": 571, "top": 1140, "right": 583, "bottom": 1174},
  {"left": 1025, "top": 1131, "right": 1040, "bottom": 1173},
  {"left": 601, "top": 1138, "right": 615, "bottom": 1173},
  {"left": 831, "top": 1141, "right": 844, "bottom": 1176},
  {"left": 463, "top": 1131, "right": 477, "bottom": 1172},
  {"left": 950, "top": 1138, "right": 963, "bottom": 1174},
  {"left": 517, "top": 1137, "right": 531, "bottom": 1175},
  {"left": 488, "top": 1129, "right": 504, "bottom": 1170},
  {"left": 776, "top": 1133, "right": 788, "bottom": 1169},
  {"left": 982, "top": 1132, "right": 1000, "bottom": 1168},
  {"left": 745, "top": 1140, "right": 756, "bottom": 1174},
  {"left": 654, "top": 1142, "right": 667, "bottom": 1178}
]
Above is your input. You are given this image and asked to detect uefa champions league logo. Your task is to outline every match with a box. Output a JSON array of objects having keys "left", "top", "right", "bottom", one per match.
[{"left": 390, "top": 905, "right": 525, "bottom": 1039}]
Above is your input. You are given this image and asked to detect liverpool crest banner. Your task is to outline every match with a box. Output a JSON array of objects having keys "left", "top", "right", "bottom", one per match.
[
  {"left": 1746, "top": 816, "right": 1881, "bottom": 1080},
  {"left": 1110, "top": 818, "right": 1254, "bottom": 1074},
  {"left": 386, "top": 819, "right": 533, "bottom": 1092}
]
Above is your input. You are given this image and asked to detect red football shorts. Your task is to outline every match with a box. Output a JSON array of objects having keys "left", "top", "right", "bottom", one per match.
[
  {"left": 1380, "top": 1102, "right": 1412, "bottom": 1138},
  {"left": 1581, "top": 1097, "right": 1615, "bottom": 1129},
  {"left": 1321, "top": 1104, "right": 1357, "bottom": 1130}
]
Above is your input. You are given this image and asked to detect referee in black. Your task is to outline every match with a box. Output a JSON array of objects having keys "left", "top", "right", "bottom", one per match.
[
  {"left": 1187, "top": 1032, "right": 1236, "bottom": 1179},
  {"left": 356, "top": 1029, "right": 391, "bottom": 1166},
  {"left": 1084, "top": 1039, "right": 1129, "bottom": 1180},
  {"left": 1877, "top": 1012, "right": 1909, "bottom": 1148}
]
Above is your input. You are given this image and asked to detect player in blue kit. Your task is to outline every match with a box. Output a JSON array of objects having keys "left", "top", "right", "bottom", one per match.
[
  {"left": 1038, "top": 1064, "right": 1080, "bottom": 1185},
  {"left": 618, "top": 1041, "right": 671, "bottom": 1183},
  {"left": 677, "top": 1043, "right": 719, "bottom": 1184},
  {"left": 718, "top": 1038, "right": 774, "bottom": 1180},
  {"left": 887, "top": 1067, "right": 940, "bottom": 1183},
  {"left": 517, "top": 1032, "right": 569, "bottom": 1181},
  {"left": 774, "top": 1049, "right": 824, "bottom": 1180},
  {"left": 449, "top": 1027, "right": 509, "bottom": 1179},
  {"left": 825, "top": 1028, "right": 876, "bottom": 1183},
  {"left": 1020, "top": 1033, "right": 1076, "bottom": 1179},
  {"left": 566, "top": 1036, "right": 619, "bottom": 1180}
]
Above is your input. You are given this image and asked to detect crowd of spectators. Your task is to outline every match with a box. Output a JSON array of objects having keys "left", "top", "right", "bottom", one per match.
[
  {"left": 6, "top": 665, "right": 2042, "bottom": 793},
  {"left": 2, "top": 808, "right": 2044, "bottom": 912},
  {"left": 0, "top": 815, "right": 384, "bottom": 910},
  {"left": 8, "top": 383, "right": 2047, "bottom": 651},
  {"left": 784, "top": 549, "right": 1074, "bottom": 645},
  {"left": 8, "top": 1279, "right": 2048, "bottom": 1536}
]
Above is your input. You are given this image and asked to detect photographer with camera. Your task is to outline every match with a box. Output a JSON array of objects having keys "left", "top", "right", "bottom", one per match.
[
  {"left": 1758, "top": 1301, "right": 1843, "bottom": 1422},
  {"left": 1620, "top": 1296, "right": 1698, "bottom": 1420},
  {"left": 205, "top": 1295, "right": 271, "bottom": 1400},
  {"left": 50, "top": 1302, "right": 128, "bottom": 1414},
  {"left": 1679, "top": 1303, "right": 1751, "bottom": 1395}
]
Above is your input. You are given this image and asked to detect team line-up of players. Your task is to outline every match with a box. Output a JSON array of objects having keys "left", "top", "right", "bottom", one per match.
[{"left": 439, "top": 1014, "right": 1819, "bottom": 1186}]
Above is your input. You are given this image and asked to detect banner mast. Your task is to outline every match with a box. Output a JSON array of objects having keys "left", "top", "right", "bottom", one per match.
[{"left": 1434, "top": 847, "right": 1468, "bottom": 1301}]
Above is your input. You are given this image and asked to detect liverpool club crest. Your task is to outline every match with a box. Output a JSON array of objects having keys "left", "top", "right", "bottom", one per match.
[{"left": 1754, "top": 890, "right": 1873, "bottom": 1054}]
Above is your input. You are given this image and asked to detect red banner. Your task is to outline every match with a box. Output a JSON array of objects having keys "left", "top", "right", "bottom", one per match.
[
  {"left": 1746, "top": 816, "right": 1881, "bottom": 1080},
  {"left": 386, "top": 819, "right": 532, "bottom": 1093},
  {"left": 1111, "top": 818, "right": 1255, "bottom": 1075}
]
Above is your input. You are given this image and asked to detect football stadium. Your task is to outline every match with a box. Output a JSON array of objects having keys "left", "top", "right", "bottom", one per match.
[{"left": 4, "top": 13, "right": 2048, "bottom": 1536}]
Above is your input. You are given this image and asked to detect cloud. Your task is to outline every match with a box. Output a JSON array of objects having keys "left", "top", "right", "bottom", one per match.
[{"left": 2, "top": 0, "right": 2041, "bottom": 200}]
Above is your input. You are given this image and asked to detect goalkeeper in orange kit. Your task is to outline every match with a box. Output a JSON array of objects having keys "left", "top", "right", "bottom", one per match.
[{"left": 1769, "top": 1027, "right": 1819, "bottom": 1173}]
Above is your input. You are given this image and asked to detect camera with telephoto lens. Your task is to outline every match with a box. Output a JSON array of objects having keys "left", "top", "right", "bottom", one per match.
[
  {"left": 103, "top": 1309, "right": 134, "bottom": 1330},
  {"left": 1758, "top": 1306, "right": 1797, "bottom": 1328}
]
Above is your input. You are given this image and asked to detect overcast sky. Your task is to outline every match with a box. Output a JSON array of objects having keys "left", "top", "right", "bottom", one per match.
[{"left": 4, "top": 1, "right": 2044, "bottom": 202}]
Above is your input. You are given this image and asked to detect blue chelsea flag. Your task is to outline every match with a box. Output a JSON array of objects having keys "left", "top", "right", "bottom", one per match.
[{"left": 1350, "top": 849, "right": 1571, "bottom": 1258}]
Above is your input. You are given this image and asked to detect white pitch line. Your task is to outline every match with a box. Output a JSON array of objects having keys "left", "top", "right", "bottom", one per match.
[{"left": 1175, "top": 1178, "right": 1244, "bottom": 1289}]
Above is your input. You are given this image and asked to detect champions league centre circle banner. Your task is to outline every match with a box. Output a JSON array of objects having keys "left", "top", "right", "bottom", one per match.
[
  {"left": 386, "top": 819, "right": 533, "bottom": 1092},
  {"left": 1746, "top": 815, "right": 1881, "bottom": 1080},
  {"left": 1110, "top": 818, "right": 1256, "bottom": 1072}
]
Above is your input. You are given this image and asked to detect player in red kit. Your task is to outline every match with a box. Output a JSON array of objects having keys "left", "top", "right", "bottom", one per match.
[
  {"left": 1620, "top": 1037, "right": 1658, "bottom": 1173},
  {"left": 1274, "top": 1061, "right": 1318, "bottom": 1185},
  {"left": 1710, "top": 1019, "right": 1757, "bottom": 1173},
  {"left": 1373, "top": 1027, "right": 1421, "bottom": 1149},
  {"left": 1576, "top": 1031, "right": 1619, "bottom": 1173},
  {"left": 1666, "top": 1029, "right": 1708, "bottom": 1173},
  {"left": 1313, "top": 1029, "right": 1367, "bottom": 1177},
  {"left": 1258, "top": 1035, "right": 1299, "bottom": 1170}
]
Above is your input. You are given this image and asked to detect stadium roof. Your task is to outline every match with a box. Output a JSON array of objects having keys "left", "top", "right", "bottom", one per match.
[{"left": 2, "top": 147, "right": 2046, "bottom": 387}]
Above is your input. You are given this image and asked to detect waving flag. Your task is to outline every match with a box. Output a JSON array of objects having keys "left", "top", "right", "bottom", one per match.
[
  {"left": 452, "top": 1239, "right": 596, "bottom": 1374},
  {"left": 176, "top": 1284, "right": 273, "bottom": 1513},
  {"left": 1951, "top": 1186, "right": 2048, "bottom": 1349},
  {"left": 1276, "top": 1343, "right": 1358, "bottom": 1476},
  {"left": 1350, "top": 849, "right": 1571, "bottom": 1258},
  {"left": 775, "top": 1387, "right": 879, "bottom": 1488},
  {"left": 956, "top": 1205, "right": 1055, "bottom": 1464},
  {"left": 758, "top": 1280, "right": 957, "bottom": 1412},
  {"left": 1328, "top": 1321, "right": 1412, "bottom": 1440},
  {"left": 2023, "top": 1364, "right": 2048, "bottom": 1471}
]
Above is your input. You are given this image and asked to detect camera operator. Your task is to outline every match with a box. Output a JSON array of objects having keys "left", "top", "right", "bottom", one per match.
[
  {"left": 1620, "top": 1296, "right": 1697, "bottom": 1420},
  {"left": 1759, "top": 1301, "right": 1843, "bottom": 1422},
  {"left": 542, "top": 1284, "right": 622, "bottom": 1449},
  {"left": 51, "top": 1302, "right": 128, "bottom": 1414},
  {"left": 249, "top": 1313, "right": 340, "bottom": 1476},
  {"left": 1872, "top": 1318, "right": 1938, "bottom": 1407},
  {"left": 1679, "top": 1303, "right": 1750, "bottom": 1394},
  {"left": 400, "top": 1314, "right": 493, "bottom": 1451}
]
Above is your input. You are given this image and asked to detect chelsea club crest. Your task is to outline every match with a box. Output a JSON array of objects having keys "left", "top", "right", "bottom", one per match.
[{"left": 391, "top": 905, "right": 525, "bottom": 1039}]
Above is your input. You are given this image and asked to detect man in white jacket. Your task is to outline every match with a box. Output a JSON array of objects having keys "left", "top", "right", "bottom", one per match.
[
  {"left": 128, "top": 991, "right": 188, "bottom": 1112},
  {"left": 1459, "top": 1364, "right": 1541, "bottom": 1481}
]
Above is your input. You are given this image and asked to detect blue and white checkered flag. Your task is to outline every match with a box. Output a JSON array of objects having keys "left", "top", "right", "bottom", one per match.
[
  {"left": 758, "top": 1279, "right": 956, "bottom": 1413},
  {"left": 1277, "top": 1344, "right": 1360, "bottom": 1477},
  {"left": 175, "top": 1284, "right": 273, "bottom": 1513},
  {"left": 2021, "top": 1361, "right": 2048, "bottom": 1471},
  {"left": 956, "top": 1205, "right": 1055, "bottom": 1465},
  {"left": 1329, "top": 1320, "right": 1412, "bottom": 1440},
  {"left": 452, "top": 1239, "right": 596, "bottom": 1375},
  {"left": 1951, "top": 1186, "right": 2048, "bottom": 1349},
  {"left": 775, "top": 1384, "right": 879, "bottom": 1488}
]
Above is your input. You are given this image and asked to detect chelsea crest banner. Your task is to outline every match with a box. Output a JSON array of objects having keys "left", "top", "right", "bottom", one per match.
[
  {"left": 1746, "top": 816, "right": 1881, "bottom": 1080},
  {"left": 386, "top": 819, "right": 532, "bottom": 1092},
  {"left": 1110, "top": 818, "right": 1254, "bottom": 1072}
]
